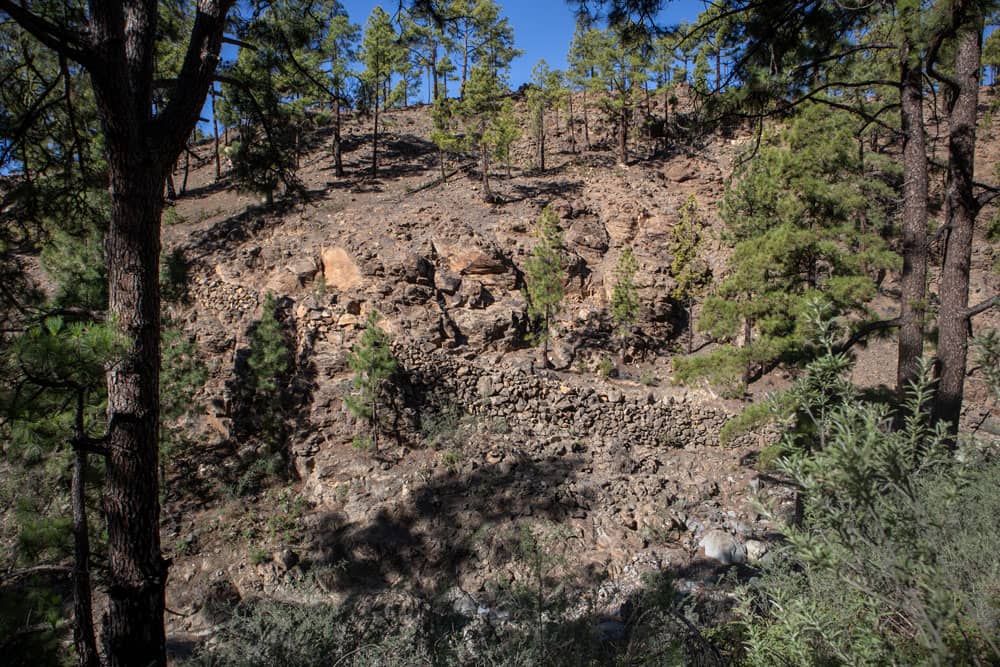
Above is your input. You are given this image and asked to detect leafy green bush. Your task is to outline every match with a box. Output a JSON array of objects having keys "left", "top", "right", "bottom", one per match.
[{"left": 739, "top": 352, "right": 1000, "bottom": 664}]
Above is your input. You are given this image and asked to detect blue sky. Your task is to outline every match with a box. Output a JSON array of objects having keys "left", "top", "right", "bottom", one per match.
[{"left": 341, "top": 0, "right": 708, "bottom": 89}]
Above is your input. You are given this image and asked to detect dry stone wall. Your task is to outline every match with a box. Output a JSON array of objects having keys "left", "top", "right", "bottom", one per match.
[{"left": 393, "top": 346, "right": 758, "bottom": 450}]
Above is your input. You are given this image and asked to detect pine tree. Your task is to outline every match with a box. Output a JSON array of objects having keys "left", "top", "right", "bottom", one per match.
[
  {"left": 524, "top": 206, "right": 567, "bottom": 369},
  {"left": 246, "top": 293, "right": 292, "bottom": 455},
  {"left": 610, "top": 246, "right": 639, "bottom": 364},
  {"left": 668, "top": 196, "right": 712, "bottom": 353},
  {"left": 345, "top": 310, "right": 397, "bottom": 452},
  {"left": 675, "top": 105, "right": 897, "bottom": 395},
  {"left": 457, "top": 64, "right": 507, "bottom": 201},
  {"left": 0, "top": 0, "right": 237, "bottom": 660},
  {"left": 567, "top": 22, "right": 604, "bottom": 150},
  {"left": 528, "top": 59, "right": 564, "bottom": 172},
  {"left": 487, "top": 98, "right": 520, "bottom": 178},
  {"left": 591, "top": 28, "right": 646, "bottom": 164},
  {"left": 359, "top": 6, "right": 402, "bottom": 177},
  {"left": 430, "top": 97, "right": 462, "bottom": 180}
]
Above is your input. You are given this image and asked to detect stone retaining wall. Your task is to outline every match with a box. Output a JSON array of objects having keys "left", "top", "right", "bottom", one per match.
[{"left": 393, "top": 346, "right": 758, "bottom": 449}]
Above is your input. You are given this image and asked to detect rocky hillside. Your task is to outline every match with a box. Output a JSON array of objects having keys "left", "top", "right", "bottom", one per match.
[{"left": 157, "top": 91, "right": 1000, "bottom": 654}]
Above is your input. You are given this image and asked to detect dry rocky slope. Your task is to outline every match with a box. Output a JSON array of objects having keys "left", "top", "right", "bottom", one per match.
[{"left": 159, "top": 93, "right": 999, "bottom": 644}]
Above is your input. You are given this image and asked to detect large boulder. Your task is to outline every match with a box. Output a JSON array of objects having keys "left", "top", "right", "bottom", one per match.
[
  {"left": 434, "top": 239, "right": 508, "bottom": 276},
  {"left": 566, "top": 215, "right": 610, "bottom": 254},
  {"left": 321, "top": 246, "right": 363, "bottom": 290},
  {"left": 383, "top": 249, "right": 434, "bottom": 286}
]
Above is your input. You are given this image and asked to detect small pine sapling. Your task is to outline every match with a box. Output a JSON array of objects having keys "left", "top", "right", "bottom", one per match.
[
  {"left": 524, "top": 206, "right": 567, "bottom": 369},
  {"left": 247, "top": 293, "right": 291, "bottom": 458},
  {"left": 668, "top": 196, "right": 711, "bottom": 353},
  {"left": 610, "top": 246, "right": 639, "bottom": 367},
  {"left": 345, "top": 310, "right": 398, "bottom": 452}
]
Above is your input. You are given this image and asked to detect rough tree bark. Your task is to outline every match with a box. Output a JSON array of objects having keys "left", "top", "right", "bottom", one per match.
[
  {"left": 0, "top": 2, "right": 236, "bottom": 665},
  {"left": 71, "top": 392, "right": 99, "bottom": 667},
  {"left": 935, "top": 10, "right": 983, "bottom": 429},
  {"left": 896, "top": 30, "right": 929, "bottom": 394},
  {"left": 372, "top": 92, "right": 380, "bottom": 176}
]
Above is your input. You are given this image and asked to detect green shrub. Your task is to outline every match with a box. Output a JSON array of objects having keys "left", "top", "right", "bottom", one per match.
[{"left": 739, "top": 355, "right": 1000, "bottom": 665}]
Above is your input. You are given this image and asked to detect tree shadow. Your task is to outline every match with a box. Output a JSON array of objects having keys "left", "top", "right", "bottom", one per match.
[
  {"left": 172, "top": 176, "right": 232, "bottom": 201},
  {"left": 304, "top": 455, "right": 589, "bottom": 603},
  {"left": 179, "top": 198, "right": 294, "bottom": 263},
  {"left": 505, "top": 178, "right": 585, "bottom": 204}
]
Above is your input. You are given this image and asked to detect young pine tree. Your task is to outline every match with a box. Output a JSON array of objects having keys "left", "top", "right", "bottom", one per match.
[
  {"left": 524, "top": 206, "right": 567, "bottom": 369},
  {"left": 345, "top": 310, "right": 397, "bottom": 452},
  {"left": 458, "top": 64, "right": 506, "bottom": 201},
  {"left": 668, "top": 196, "right": 711, "bottom": 353},
  {"left": 359, "top": 6, "right": 402, "bottom": 177},
  {"left": 610, "top": 246, "right": 639, "bottom": 365},
  {"left": 246, "top": 293, "right": 292, "bottom": 459}
]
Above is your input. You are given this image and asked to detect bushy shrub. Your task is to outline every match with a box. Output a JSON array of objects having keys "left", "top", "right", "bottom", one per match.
[{"left": 739, "top": 350, "right": 1000, "bottom": 665}]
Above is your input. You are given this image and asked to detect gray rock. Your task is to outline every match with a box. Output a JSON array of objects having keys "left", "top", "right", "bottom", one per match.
[
  {"left": 699, "top": 529, "right": 746, "bottom": 565},
  {"left": 476, "top": 375, "right": 495, "bottom": 398},
  {"left": 745, "top": 539, "right": 768, "bottom": 563}
]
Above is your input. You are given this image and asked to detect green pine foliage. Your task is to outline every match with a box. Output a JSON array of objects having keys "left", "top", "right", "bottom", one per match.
[
  {"left": 486, "top": 98, "right": 520, "bottom": 177},
  {"left": 345, "top": 310, "right": 397, "bottom": 452},
  {"left": 676, "top": 104, "right": 898, "bottom": 393},
  {"left": 38, "top": 190, "right": 110, "bottom": 312},
  {"left": 241, "top": 293, "right": 293, "bottom": 484},
  {"left": 524, "top": 206, "right": 566, "bottom": 367},
  {"left": 668, "top": 196, "right": 711, "bottom": 352},
  {"left": 359, "top": 5, "right": 403, "bottom": 176},
  {"left": 457, "top": 64, "right": 508, "bottom": 200},
  {"left": 430, "top": 97, "right": 463, "bottom": 179},
  {"left": 0, "top": 316, "right": 120, "bottom": 663},
  {"left": 160, "top": 325, "right": 209, "bottom": 478},
  {"left": 610, "top": 246, "right": 639, "bottom": 341}
]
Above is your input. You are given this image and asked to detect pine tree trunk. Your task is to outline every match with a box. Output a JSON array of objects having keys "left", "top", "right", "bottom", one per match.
[
  {"left": 618, "top": 110, "right": 628, "bottom": 164},
  {"left": 371, "top": 395, "right": 378, "bottom": 453},
  {"left": 935, "top": 17, "right": 983, "bottom": 430},
  {"left": 663, "top": 86, "right": 669, "bottom": 152},
  {"left": 211, "top": 86, "right": 221, "bottom": 181},
  {"left": 372, "top": 96, "right": 379, "bottom": 177},
  {"left": 568, "top": 94, "right": 576, "bottom": 153},
  {"left": 334, "top": 97, "right": 344, "bottom": 177},
  {"left": 687, "top": 299, "right": 694, "bottom": 354},
  {"left": 542, "top": 309, "right": 551, "bottom": 369},
  {"left": 536, "top": 106, "right": 545, "bottom": 172},
  {"left": 897, "top": 36, "right": 929, "bottom": 395},
  {"left": 480, "top": 141, "right": 492, "bottom": 201},
  {"left": 582, "top": 89, "right": 590, "bottom": 149},
  {"left": 742, "top": 317, "right": 753, "bottom": 387},
  {"left": 431, "top": 43, "right": 438, "bottom": 101},
  {"left": 462, "top": 33, "right": 469, "bottom": 98},
  {"left": 181, "top": 145, "right": 190, "bottom": 194},
  {"left": 164, "top": 170, "right": 176, "bottom": 200},
  {"left": 71, "top": 397, "right": 99, "bottom": 667},
  {"left": 103, "top": 164, "right": 167, "bottom": 667},
  {"left": 643, "top": 82, "right": 650, "bottom": 136}
]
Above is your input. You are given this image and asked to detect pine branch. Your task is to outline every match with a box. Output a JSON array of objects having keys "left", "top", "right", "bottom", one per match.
[{"left": 0, "top": 1, "right": 92, "bottom": 64}]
